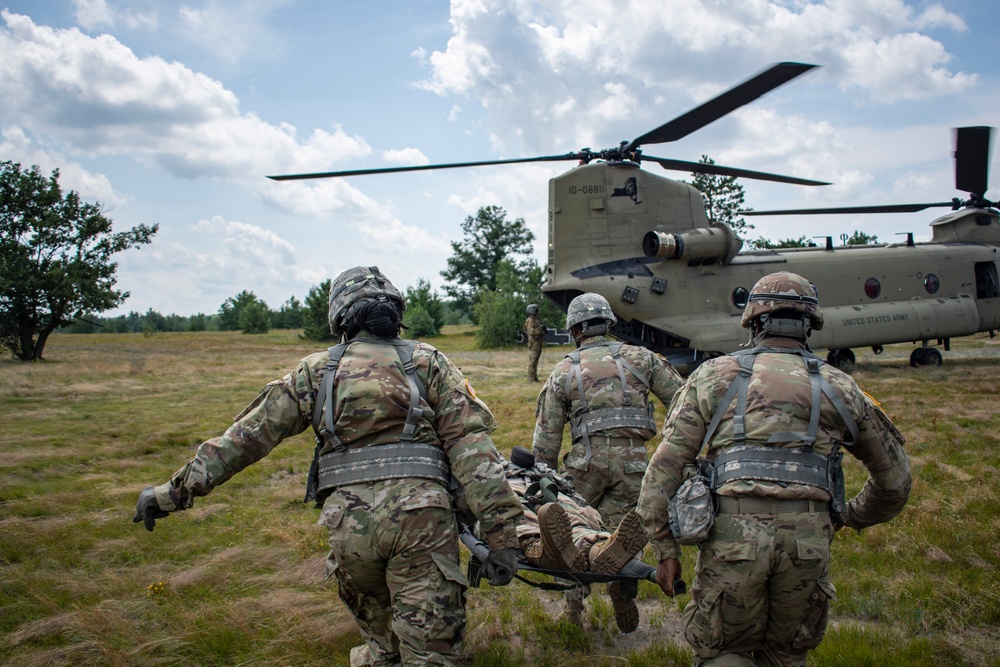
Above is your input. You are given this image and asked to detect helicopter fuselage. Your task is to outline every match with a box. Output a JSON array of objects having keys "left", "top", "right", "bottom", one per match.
[{"left": 542, "top": 162, "right": 1000, "bottom": 370}]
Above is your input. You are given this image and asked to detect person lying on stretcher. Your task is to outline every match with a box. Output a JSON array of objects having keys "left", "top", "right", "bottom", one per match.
[
  {"left": 500, "top": 445, "right": 649, "bottom": 576},
  {"left": 460, "top": 446, "right": 656, "bottom": 634}
]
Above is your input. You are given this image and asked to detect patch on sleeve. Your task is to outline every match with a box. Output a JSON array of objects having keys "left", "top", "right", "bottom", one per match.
[{"left": 465, "top": 378, "right": 477, "bottom": 399}]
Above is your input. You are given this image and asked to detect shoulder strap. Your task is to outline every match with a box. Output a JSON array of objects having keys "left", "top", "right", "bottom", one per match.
[
  {"left": 312, "top": 343, "right": 351, "bottom": 447},
  {"left": 390, "top": 339, "right": 426, "bottom": 442},
  {"left": 701, "top": 350, "right": 756, "bottom": 452}
]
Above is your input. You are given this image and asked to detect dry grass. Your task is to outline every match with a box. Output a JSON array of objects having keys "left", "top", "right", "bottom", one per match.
[{"left": 1, "top": 329, "right": 998, "bottom": 665}]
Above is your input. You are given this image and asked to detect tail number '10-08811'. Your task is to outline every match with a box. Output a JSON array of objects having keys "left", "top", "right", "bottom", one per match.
[{"left": 568, "top": 185, "right": 605, "bottom": 195}]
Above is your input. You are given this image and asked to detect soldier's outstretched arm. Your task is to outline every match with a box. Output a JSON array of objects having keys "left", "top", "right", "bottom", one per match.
[
  {"left": 140, "top": 358, "right": 318, "bottom": 516},
  {"left": 843, "top": 398, "right": 912, "bottom": 530}
]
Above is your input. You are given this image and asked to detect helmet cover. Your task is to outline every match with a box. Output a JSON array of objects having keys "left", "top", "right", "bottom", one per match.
[
  {"left": 328, "top": 266, "right": 406, "bottom": 337},
  {"left": 566, "top": 293, "right": 617, "bottom": 330},
  {"left": 740, "top": 271, "right": 824, "bottom": 331}
]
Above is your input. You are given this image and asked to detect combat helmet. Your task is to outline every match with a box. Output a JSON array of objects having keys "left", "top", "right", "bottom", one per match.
[
  {"left": 526, "top": 303, "right": 539, "bottom": 316},
  {"left": 740, "top": 271, "right": 824, "bottom": 332},
  {"left": 328, "top": 266, "right": 406, "bottom": 338},
  {"left": 566, "top": 293, "right": 617, "bottom": 337}
]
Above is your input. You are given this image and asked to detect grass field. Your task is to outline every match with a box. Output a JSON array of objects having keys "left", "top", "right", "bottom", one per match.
[{"left": 1, "top": 328, "right": 998, "bottom": 666}]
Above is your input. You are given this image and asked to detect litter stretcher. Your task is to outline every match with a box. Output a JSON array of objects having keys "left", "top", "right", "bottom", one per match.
[{"left": 459, "top": 446, "right": 686, "bottom": 598}]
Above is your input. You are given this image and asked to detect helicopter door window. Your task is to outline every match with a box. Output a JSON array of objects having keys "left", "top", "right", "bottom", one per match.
[
  {"left": 864, "top": 278, "right": 881, "bottom": 300},
  {"left": 923, "top": 274, "right": 940, "bottom": 295},
  {"left": 974, "top": 262, "right": 999, "bottom": 299},
  {"left": 732, "top": 287, "right": 749, "bottom": 309}
]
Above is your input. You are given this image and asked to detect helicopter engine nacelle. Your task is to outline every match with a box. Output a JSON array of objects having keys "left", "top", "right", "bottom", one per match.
[{"left": 642, "top": 223, "right": 743, "bottom": 265}]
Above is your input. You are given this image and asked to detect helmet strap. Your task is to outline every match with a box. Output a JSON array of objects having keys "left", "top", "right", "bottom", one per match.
[
  {"left": 756, "top": 313, "right": 811, "bottom": 341},
  {"left": 579, "top": 321, "right": 610, "bottom": 339}
]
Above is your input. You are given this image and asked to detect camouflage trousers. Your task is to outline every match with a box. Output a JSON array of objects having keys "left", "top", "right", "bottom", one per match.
[
  {"left": 682, "top": 505, "right": 836, "bottom": 667},
  {"left": 563, "top": 435, "right": 648, "bottom": 527},
  {"left": 527, "top": 339, "right": 543, "bottom": 382},
  {"left": 320, "top": 478, "right": 469, "bottom": 667}
]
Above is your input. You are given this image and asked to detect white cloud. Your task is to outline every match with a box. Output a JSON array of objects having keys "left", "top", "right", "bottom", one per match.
[
  {"left": 178, "top": 0, "right": 290, "bottom": 63},
  {"left": 115, "top": 215, "right": 315, "bottom": 315},
  {"left": 73, "top": 0, "right": 113, "bottom": 30},
  {"left": 0, "top": 11, "right": 387, "bottom": 217},
  {"left": 0, "top": 126, "right": 122, "bottom": 205},
  {"left": 381, "top": 148, "right": 430, "bottom": 166},
  {"left": 413, "top": 0, "right": 975, "bottom": 159}
]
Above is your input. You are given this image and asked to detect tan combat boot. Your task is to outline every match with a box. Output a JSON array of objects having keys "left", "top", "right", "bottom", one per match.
[
  {"left": 521, "top": 537, "right": 560, "bottom": 570},
  {"left": 538, "top": 503, "right": 589, "bottom": 572},
  {"left": 588, "top": 509, "right": 648, "bottom": 574}
]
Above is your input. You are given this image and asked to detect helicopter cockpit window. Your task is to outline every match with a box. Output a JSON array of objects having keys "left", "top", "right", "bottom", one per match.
[
  {"left": 923, "top": 274, "right": 940, "bottom": 295},
  {"left": 864, "top": 278, "right": 881, "bottom": 299},
  {"left": 731, "top": 287, "right": 749, "bottom": 309}
]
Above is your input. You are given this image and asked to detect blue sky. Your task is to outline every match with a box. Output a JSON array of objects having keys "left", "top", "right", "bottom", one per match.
[{"left": 1, "top": 0, "right": 998, "bottom": 316}]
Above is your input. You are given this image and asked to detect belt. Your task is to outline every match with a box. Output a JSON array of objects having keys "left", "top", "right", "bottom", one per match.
[{"left": 716, "top": 496, "right": 828, "bottom": 515}]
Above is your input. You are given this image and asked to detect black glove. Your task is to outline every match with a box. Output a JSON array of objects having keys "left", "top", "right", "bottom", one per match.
[
  {"left": 133, "top": 486, "right": 169, "bottom": 532},
  {"left": 483, "top": 547, "right": 518, "bottom": 586}
]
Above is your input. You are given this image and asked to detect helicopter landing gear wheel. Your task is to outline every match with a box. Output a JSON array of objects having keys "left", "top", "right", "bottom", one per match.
[
  {"left": 826, "top": 349, "right": 856, "bottom": 373},
  {"left": 910, "top": 347, "right": 943, "bottom": 367}
]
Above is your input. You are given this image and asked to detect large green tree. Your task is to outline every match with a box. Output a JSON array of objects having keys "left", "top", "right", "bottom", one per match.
[
  {"left": 403, "top": 278, "right": 445, "bottom": 338},
  {"left": 0, "top": 162, "right": 158, "bottom": 360},
  {"left": 441, "top": 205, "right": 536, "bottom": 317},
  {"left": 686, "top": 155, "right": 754, "bottom": 237},
  {"left": 301, "top": 279, "right": 336, "bottom": 342},
  {"left": 218, "top": 290, "right": 269, "bottom": 332},
  {"left": 474, "top": 259, "right": 561, "bottom": 348}
]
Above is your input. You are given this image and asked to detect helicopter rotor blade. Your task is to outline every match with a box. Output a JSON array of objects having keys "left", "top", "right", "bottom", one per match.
[
  {"left": 266, "top": 154, "right": 583, "bottom": 181},
  {"left": 741, "top": 202, "right": 955, "bottom": 216},
  {"left": 954, "top": 126, "right": 992, "bottom": 196},
  {"left": 644, "top": 155, "right": 830, "bottom": 186},
  {"left": 624, "top": 62, "right": 819, "bottom": 152}
]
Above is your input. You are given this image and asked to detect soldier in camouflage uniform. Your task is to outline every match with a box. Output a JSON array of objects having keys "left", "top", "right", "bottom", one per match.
[
  {"left": 523, "top": 304, "right": 546, "bottom": 382},
  {"left": 532, "top": 292, "right": 683, "bottom": 628},
  {"left": 133, "top": 266, "right": 523, "bottom": 667},
  {"left": 637, "top": 271, "right": 912, "bottom": 667}
]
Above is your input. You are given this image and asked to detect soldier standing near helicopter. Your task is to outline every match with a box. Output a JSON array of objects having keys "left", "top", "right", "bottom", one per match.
[
  {"left": 532, "top": 292, "right": 683, "bottom": 630},
  {"left": 638, "top": 271, "right": 911, "bottom": 667},
  {"left": 133, "top": 266, "right": 523, "bottom": 667},
  {"left": 523, "top": 303, "right": 546, "bottom": 382}
]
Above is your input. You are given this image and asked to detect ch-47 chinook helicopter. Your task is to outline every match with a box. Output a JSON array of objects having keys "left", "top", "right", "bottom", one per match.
[{"left": 269, "top": 62, "right": 999, "bottom": 373}]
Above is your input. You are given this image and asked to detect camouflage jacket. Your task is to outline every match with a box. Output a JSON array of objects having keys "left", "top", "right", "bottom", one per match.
[
  {"left": 637, "top": 336, "right": 911, "bottom": 561},
  {"left": 523, "top": 315, "right": 545, "bottom": 340},
  {"left": 531, "top": 335, "right": 684, "bottom": 468},
  {"left": 154, "top": 331, "right": 523, "bottom": 550}
]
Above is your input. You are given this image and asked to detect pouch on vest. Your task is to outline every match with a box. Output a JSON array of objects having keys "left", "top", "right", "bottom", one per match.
[{"left": 668, "top": 460, "right": 716, "bottom": 545}]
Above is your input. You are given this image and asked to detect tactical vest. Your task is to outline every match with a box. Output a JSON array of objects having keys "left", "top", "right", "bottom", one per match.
[
  {"left": 303, "top": 337, "right": 450, "bottom": 505},
  {"left": 565, "top": 341, "right": 658, "bottom": 453},
  {"left": 700, "top": 345, "right": 859, "bottom": 519}
]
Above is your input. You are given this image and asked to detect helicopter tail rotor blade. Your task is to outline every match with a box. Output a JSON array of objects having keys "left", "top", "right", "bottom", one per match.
[
  {"left": 645, "top": 155, "right": 830, "bottom": 186},
  {"left": 625, "top": 62, "right": 819, "bottom": 151},
  {"left": 741, "top": 202, "right": 955, "bottom": 216},
  {"left": 954, "top": 126, "right": 993, "bottom": 196},
  {"left": 267, "top": 154, "right": 582, "bottom": 181}
]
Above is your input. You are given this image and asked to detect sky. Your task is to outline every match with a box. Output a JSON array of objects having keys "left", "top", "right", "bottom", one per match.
[{"left": 1, "top": 0, "right": 998, "bottom": 317}]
